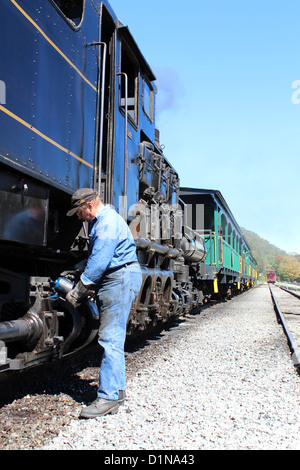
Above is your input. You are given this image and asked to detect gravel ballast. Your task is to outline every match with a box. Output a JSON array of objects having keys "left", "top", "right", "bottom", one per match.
[{"left": 43, "top": 284, "right": 300, "bottom": 450}]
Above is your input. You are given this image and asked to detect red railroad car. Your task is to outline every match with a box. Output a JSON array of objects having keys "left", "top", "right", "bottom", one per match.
[{"left": 267, "top": 270, "right": 276, "bottom": 283}]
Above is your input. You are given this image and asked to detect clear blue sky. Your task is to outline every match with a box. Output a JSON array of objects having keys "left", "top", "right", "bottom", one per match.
[{"left": 112, "top": 0, "right": 300, "bottom": 254}]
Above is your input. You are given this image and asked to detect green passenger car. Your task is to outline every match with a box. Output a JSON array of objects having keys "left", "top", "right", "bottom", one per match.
[{"left": 180, "top": 188, "right": 257, "bottom": 297}]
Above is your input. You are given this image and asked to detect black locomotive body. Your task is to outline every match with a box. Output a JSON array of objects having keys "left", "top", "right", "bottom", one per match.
[{"left": 0, "top": 0, "right": 256, "bottom": 374}]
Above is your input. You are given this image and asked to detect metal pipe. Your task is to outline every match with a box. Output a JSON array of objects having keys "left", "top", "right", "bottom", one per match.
[
  {"left": 135, "top": 237, "right": 180, "bottom": 259},
  {"left": 0, "top": 321, "right": 30, "bottom": 342},
  {"left": 0, "top": 313, "right": 43, "bottom": 344}
]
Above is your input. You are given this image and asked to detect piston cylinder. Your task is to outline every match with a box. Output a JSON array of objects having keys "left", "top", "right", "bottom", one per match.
[
  {"left": 180, "top": 236, "right": 206, "bottom": 263},
  {"left": 0, "top": 312, "right": 43, "bottom": 344}
]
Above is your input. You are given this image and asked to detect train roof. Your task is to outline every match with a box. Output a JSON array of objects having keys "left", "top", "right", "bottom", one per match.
[
  {"left": 180, "top": 187, "right": 239, "bottom": 229},
  {"left": 180, "top": 187, "right": 256, "bottom": 262}
]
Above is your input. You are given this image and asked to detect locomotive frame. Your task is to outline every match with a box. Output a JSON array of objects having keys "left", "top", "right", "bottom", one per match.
[{"left": 0, "top": 0, "right": 257, "bottom": 375}]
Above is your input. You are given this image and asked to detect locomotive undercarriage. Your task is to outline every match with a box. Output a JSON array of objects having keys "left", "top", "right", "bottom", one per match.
[
  {"left": 0, "top": 239, "right": 205, "bottom": 374},
  {"left": 0, "top": 250, "right": 100, "bottom": 373}
]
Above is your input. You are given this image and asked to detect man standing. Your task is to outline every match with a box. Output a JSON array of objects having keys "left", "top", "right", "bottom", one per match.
[{"left": 66, "top": 188, "right": 142, "bottom": 419}]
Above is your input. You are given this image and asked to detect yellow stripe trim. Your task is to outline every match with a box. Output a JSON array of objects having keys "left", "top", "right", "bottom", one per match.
[
  {"left": 0, "top": 105, "right": 94, "bottom": 169},
  {"left": 10, "top": 0, "right": 97, "bottom": 92}
]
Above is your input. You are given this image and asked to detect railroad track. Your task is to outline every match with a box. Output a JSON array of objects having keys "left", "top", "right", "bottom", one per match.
[{"left": 269, "top": 283, "right": 300, "bottom": 367}]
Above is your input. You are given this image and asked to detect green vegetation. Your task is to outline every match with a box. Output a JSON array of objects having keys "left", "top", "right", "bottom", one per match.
[{"left": 241, "top": 228, "right": 300, "bottom": 283}]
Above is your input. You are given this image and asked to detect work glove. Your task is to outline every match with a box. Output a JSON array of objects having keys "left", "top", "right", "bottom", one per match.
[
  {"left": 60, "top": 260, "right": 87, "bottom": 282},
  {"left": 65, "top": 280, "right": 89, "bottom": 309}
]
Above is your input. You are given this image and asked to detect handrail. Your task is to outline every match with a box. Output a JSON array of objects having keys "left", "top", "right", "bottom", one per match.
[
  {"left": 219, "top": 236, "right": 223, "bottom": 264},
  {"left": 117, "top": 72, "right": 128, "bottom": 218},
  {"left": 203, "top": 231, "right": 217, "bottom": 265},
  {"left": 87, "top": 41, "right": 107, "bottom": 196}
]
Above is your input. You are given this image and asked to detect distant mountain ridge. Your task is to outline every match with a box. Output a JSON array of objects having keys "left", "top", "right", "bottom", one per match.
[{"left": 241, "top": 228, "right": 300, "bottom": 282}]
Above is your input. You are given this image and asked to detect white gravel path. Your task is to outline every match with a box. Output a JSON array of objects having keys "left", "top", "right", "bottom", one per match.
[{"left": 43, "top": 284, "right": 300, "bottom": 450}]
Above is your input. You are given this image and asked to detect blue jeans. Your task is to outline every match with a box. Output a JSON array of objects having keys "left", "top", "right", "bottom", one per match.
[{"left": 96, "top": 263, "right": 142, "bottom": 400}]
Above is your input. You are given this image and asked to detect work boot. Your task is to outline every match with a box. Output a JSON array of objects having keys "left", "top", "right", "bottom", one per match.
[
  {"left": 79, "top": 398, "right": 119, "bottom": 419},
  {"left": 118, "top": 390, "right": 126, "bottom": 405}
]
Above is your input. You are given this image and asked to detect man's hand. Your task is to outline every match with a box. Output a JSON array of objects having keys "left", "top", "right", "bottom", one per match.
[{"left": 65, "top": 280, "right": 89, "bottom": 308}]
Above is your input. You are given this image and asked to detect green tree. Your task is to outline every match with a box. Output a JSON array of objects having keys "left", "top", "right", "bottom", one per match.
[{"left": 277, "top": 255, "right": 300, "bottom": 282}]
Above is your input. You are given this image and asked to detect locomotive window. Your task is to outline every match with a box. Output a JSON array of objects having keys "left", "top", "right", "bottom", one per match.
[
  {"left": 143, "top": 78, "right": 154, "bottom": 122},
  {"left": 120, "top": 41, "right": 139, "bottom": 125},
  {"left": 50, "top": 0, "right": 84, "bottom": 27}
]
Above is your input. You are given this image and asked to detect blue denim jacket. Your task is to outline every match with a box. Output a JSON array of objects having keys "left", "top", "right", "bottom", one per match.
[{"left": 80, "top": 205, "right": 138, "bottom": 286}]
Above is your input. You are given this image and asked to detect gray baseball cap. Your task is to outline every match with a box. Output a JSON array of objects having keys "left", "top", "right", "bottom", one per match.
[{"left": 67, "top": 188, "right": 98, "bottom": 217}]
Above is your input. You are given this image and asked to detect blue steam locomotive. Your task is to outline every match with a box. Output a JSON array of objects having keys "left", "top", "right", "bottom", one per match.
[{"left": 0, "top": 0, "right": 256, "bottom": 374}]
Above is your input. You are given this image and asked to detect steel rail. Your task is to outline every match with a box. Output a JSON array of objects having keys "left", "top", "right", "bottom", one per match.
[
  {"left": 278, "top": 285, "right": 300, "bottom": 301},
  {"left": 269, "top": 284, "right": 300, "bottom": 367}
]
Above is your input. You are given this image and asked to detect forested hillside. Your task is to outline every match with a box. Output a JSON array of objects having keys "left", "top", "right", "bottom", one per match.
[{"left": 241, "top": 228, "right": 300, "bottom": 283}]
